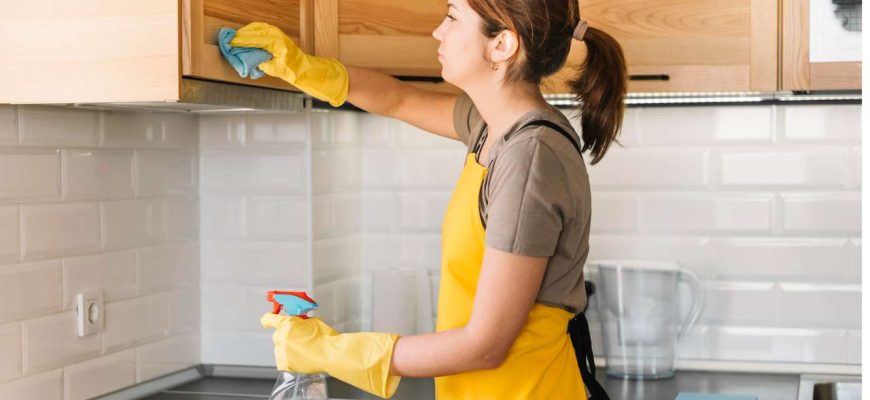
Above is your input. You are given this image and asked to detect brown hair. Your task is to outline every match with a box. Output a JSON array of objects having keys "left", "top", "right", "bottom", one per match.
[{"left": 465, "top": 0, "right": 627, "bottom": 164}]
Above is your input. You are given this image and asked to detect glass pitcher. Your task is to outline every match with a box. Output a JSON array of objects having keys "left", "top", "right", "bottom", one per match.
[{"left": 591, "top": 259, "right": 704, "bottom": 379}]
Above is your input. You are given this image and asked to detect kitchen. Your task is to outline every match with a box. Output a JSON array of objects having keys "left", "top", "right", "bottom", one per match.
[{"left": 0, "top": 0, "right": 863, "bottom": 399}]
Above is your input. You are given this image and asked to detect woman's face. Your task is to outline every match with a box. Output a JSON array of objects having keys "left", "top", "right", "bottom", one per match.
[{"left": 432, "top": 0, "right": 491, "bottom": 88}]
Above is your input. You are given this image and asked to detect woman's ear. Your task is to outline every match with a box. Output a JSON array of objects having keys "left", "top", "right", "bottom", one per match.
[{"left": 489, "top": 30, "right": 520, "bottom": 64}]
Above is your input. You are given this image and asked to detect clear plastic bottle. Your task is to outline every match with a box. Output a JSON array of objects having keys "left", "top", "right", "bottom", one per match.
[{"left": 266, "top": 290, "right": 329, "bottom": 400}]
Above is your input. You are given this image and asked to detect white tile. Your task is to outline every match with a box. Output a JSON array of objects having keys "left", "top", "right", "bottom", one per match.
[
  {"left": 781, "top": 104, "right": 861, "bottom": 142},
  {"left": 0, "top": 206, "right": 18, "bottom": 263},
  {"left": 161, "top": 196, "right": 198, "bottom": 241},
  {"left": 331, "top": 111, "right": 361, "bottom": 146},
  {"left": 400, "top": 150, "right": 465, "bottom": 188},
  {"left": 847, "top": 330, "right": 861, "bottom": 364},
  {"left": 313, "top": 236, "right": 361, "bottom": 286},
  {"left": 590, "top": 193, "right": 639, "bottom": 233},
  {"left": 103, "top": 295, "right": 169, "bottom": 352},
  {"left": 200, "top": 241, "right": 308, "bottom": 286},
  {"left": 778, "top": 283, "right": 861, "bottom": 329},
  {"left": 200, "top": 330, "right": 273, "bottom": 366},
  {"left": 640, "top": 193, "right": 773, "bottom": 233},
  {"left": 137, "top": 243, "right": 198, "bottom": 295},
  {"left": 0, "top": 322, "right": 21, "bottom": 383},
  {"left": 0, "top": 105, "right": 17, "bottom": 145},
  {"left": 370, "top": 269, "right": 418, "bottom": 335},
  {"left": 397, "top": 121, "right": 463, "bottom": 149},
  {"left": 587, "top": 147, "right": 708, "bottom": 188},
  {"left": 22, "top": 312, "right": 100, "bottom": 375},
  {"left": 101, "top": 199, "right": 161, "bottom": 250},
  {"left": 200, "top": 195, "right": 246, "bottom": 240},
  {"left": 360, "top": 149, "right": 403, "bottom": 188},
  {"left": 780, "top": 193, "right": 861, "bottom": 234},
  {"left": 399, "top": 192, "right": 451, "bottom": 232},
  {"left": 587, "top": 235, "right": 710, "bottom": 277},
  {"left": 360, "top": 234, "right": 403, "bottom": 270},
  {"left": 200, "top": 152, "right": 305, "bottom": 195},
  {"left": 64, "top": 250, "right": 137, "bottom": 310},
  {"left": 360, "top": 192, "right": 398, "bottom": 232},
  {"left": 313, "top": 194, "right": 336, "bottom": 239},
  {"left": 0, "top": 369, "right": 63, "bottom": 400},
  {"left": 400, "top": 234, "right": 442, "bottom": 271},
  {"left": 246, "top": 113, "right": 307, "bottom": 146},
  {"left": 693, "top": 326, "right": 852, "bottom": 363},
  {"left": 310, "top": 111, "right": 335, "bottom": 149},
  {"left": 709, "top": 238, "right": 851, "bottom": 282},
  {"left": 358, "top": 113, "right": 400, "bottom": 148},
  {"left": 0, "top": 260, "right": 63, "bottom": 323},
  {"left": 200, "top": 285, "right": 247, "bottom": 331},
  {"left": 20, "top": 203, "right": 100, "bottom": 260},
  {"left": 717, "top": 148, "right": 847, "bottom": 187},
  {"left": 136, "top": 151, "right": 196, "bottom": 196},
  {"left": 18, "top": 106, "right": 98, "bottom": 147},
  {"left": 847, "top": 147, "right": 861, "bottom": 189},
  {"left": 64, "top": 349, "right": 136, "bottom": 400},
  {"left": 0, "top": 149, "right": 61, "bottom": 202},
  {"left": 167, "top": 289, "right": 199, "bottom": 335},
  {"left": 313, "top": 193, "right": 359, "bottom": 239},
  {"left": 846, "top": 239, "right": 861, "bottom": 281},
  {"left": 247, "top": 196, "right": 307, "bottom": 240},
  {"left": 699, "top": 281, "right": 777, "bottom": 326},
  {"left": 62, "top": 150, "right": 134, "bottom": 200},
  {"left": 100, "top": 110, "right": 162, "bottom": 148},
  {"left": 160, "top": 113, "right": 199, "bottom": 149},
  {"left": 640, "top": 106, "right": 774, "bottom": 143},
  {"left": 199, "top": 115, "right": 246, "bottom": 149},
  {"left": 312, "top": 148, "right": 359, "bottom": 194},
  {"left": 137, "top": 334, "right": 199, "bottom": 382}
]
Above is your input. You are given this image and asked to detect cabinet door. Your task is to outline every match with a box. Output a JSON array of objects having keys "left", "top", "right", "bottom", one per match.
[
  {"left": 543, "top": 0, "right": 778, "bottom": 94},
  {"left": 183, "top": 0, "right": 314, "bottom": 91},
  {"left": 782, "top": 0, "right": 861, "bottom": 91},
  {"left": 0, "top": 0, "right": 179, "bottom": 103}
]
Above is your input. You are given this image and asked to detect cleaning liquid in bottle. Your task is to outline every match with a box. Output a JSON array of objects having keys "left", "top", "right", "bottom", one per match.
[{"left": 266, "top": 290, "right": 329, "bottom": 400}]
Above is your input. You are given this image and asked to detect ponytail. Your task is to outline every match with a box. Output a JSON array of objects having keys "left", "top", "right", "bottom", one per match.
[{"left": 568, "top": 27, "right": 627, "bottom": 165}]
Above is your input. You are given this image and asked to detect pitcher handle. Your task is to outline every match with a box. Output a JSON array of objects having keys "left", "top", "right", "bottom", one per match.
[{"left": 677, "top": 269, "right": 705, "bottom": 339}]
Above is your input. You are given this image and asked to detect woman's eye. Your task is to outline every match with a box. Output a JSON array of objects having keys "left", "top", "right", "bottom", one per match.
[{"left": 445, "top": 13, "right": 456, "bottom": 21}]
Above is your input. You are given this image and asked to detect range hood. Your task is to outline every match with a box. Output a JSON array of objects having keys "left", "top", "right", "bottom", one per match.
[{"left": 70, "top": 78, "right": 306, "bottom": 114}]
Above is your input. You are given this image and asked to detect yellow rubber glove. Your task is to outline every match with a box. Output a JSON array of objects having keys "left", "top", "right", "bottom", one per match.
[
  {"left": 230, "top": 22, "right": 349, "bottom": 107},
  {"left": 261, "top": 313, "right": 401, "bottom": 399}
]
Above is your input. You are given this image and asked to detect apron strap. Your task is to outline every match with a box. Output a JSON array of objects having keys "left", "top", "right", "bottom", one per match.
[{"left": 568, "top": 313, "right": 611, "bottom": 400}]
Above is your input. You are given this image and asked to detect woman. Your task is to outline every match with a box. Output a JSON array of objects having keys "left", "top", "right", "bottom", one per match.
[{"left": 234, "top": 0, "right": 626, "bottom": 398}]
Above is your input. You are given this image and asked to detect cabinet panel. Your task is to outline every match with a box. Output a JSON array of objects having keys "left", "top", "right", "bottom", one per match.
[
  {"left": 0, "top": 0, "right": 179, "bottom": 103},
  {"left": 543, "top": 0, "right": 777, "bottom": 94}
]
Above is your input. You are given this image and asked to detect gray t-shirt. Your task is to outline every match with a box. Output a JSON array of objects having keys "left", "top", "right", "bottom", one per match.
[{"left": 452, "top": 93, "right": 591, "bottom": 314}]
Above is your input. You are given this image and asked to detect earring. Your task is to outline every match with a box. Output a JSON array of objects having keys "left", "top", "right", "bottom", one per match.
[{"left": 491, "top": 62, "right": 499, "bottom": 71}]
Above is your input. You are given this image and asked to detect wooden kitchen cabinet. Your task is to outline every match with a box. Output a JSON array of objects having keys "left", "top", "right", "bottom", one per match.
[
  {"left": 542, "top": 0, "right": 779, "bottom": 94},
  {"left": 782, "top": 0, "right": 861, "bottom": 91},
  {"left": 0, "top": 0, "right": 311, "bottom": 104}
]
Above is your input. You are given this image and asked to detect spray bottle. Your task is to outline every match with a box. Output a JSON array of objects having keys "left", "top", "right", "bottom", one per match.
[{"left": 266, "top": 290, "right": 329, "bottom": 400}]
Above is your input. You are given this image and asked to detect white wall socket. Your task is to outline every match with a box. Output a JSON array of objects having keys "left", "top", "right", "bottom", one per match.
[{"left": 76, "top": 290, "right": 103, "bottom": 337}]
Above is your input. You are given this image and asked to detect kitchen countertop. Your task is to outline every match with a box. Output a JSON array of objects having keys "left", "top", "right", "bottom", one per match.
[{"left": 141, "top": 369, "right": 800, "bottom": 400}]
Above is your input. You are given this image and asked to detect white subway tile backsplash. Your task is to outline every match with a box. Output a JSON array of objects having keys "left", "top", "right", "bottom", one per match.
[
  {"left": 588, "top": 235, "right": 710, "bottom": 276},
  {"left": 0, "top": 105, "right": 18, "bottom": 146},
  {"left": 64, "top": 349, "right": 136, "bottom": 400},
  {"left": 0, "top": 260, "right": 63, "bottom": 323},
  {"left": 400, "top": 150, "right": 465, "bottom": 188},
  {"left": 587, "top": 147, "right": 709, "bottom": 188},
  {"left": 137, "top": 243, "right": 198, "bottom": 295},
  {"left": 137, "top": 151, "right": 197, "bottom": 196},
  {"left": 777, "top": 283, "right": 861, "bottom": 329},
  {"left": 101, "top": 199, "right": 160, "bottom": 250},
  {"left": 22, "top": 312, "right": 100, "bottom": 375},
  {"left": 64, "top": 250, "right": 137, "bottom": 310},
  {"left": 400, "top": 234, "right": 442, "bottom": 271},
  {"left": 247, "top": 197, "right": 308, "bottom": 240},
  {"left": 20, "top": 203, "right": 100, "bottom": 260},
  {"left": 717, "top": 148, "right": 847, "bottom": 187},
  {"left": 399, "top": 192, "right": 451, "bottom": 232},
  {"left": 361, "top": 149, "right": 403, "bottom": 188},
  {"left": 360, "top": 234, "right": 403, "bottom": 270},
  {"left": 201, "top": 151, "right": 305, "bottom": 195},
  {"left": 700, "top": 282, "right": 777, "bottom": 326},
  {"left": 200, "top": 242, "right": 308, "bottom": 287},
  {"left": 847, "top": 330, "right": 861, "bottom": 364},
  {"left": 313, "top": 193, "right": 359, "bottom": 239},
  {"left": 200, "top": 330, "right": 274, "bottom": 366},
  {"left": 200, "top": 195, "right": 246, "bottom": 240},
  {"left": 0, "top": 322, "right": 22, "bottom": 383},
  {"left": 0, "top": 206, "right": 18, "bottom": 263},
  {"left": 167, "top": 289, "right": 199, "bottom": 335},
  {"left": 590, "top": 193, "right": 639, "bottom": 233},
  {"left": 246, "top": 113, "right": 307, "bottom": 146},
  {"left": 361, "top": 192, "right": 398, "bottom": 232},
  {"left": 62, "top": 150, "right": 135, "bottom": 201},
  {"left": 708, "top": 238, "right": 851, "bottom": 282},
  {"left": 161, "top": 196, "right": 199, "bottom": 241},
  {"left": 160, "top": 113, "right": 199, "bottom": 149},
  {"left": 358, "top": 113, "right": 399, "bottom": 148},
  {"left": 313, "top": 149, "right": 359, "bottom": 194},
  {"left": 0, "top": 149, "right": 61, "bottom": 202},
  {"left": 689, "top": 326, "right": 852, "bottom": 364},
  {"left": 0, "top": 369, "right": 63, "bottom": 400},
  {"left": 313, "top": 236, "right": 360, "bottom": 285},
  {"left": 100, "top": 111, "right": 162, "bottom": 148},
  {"left": 640, "top": 106, "right": 774, "bottom": 143},
  {"left": 780, "top": 105, "right": 861, "bottom": 142},
  {"left": 397, "top": 122, "right": 464, "bottom": 149},
  {"left": 201, "top": 285, "right": 247, "bottom": 331},
  {"left": 780, "top": 192, "right": 861, "bottom": 234},
  {"left": 847, "top": 239, "right": 861, "bottom": 281},
  {"left": 199, "top": 115, "right": 246, "bottom": 149},
  {"left": 18, "top": 106, "right": 98, "bottom": 147},
  {"left": 331, "top": 112, "right": 361, "bottom": 146},
  {"left": 103, "top": 295, "right": 169, "bottom": 352},
  {"left": 137, "top": 334, "right": 199, "bottom": 382},
  {"left": 640, "top": 193, "right": 773, "bottom": 234}
]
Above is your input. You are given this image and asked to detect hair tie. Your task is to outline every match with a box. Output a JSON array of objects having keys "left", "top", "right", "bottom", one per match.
[{"left": 573, "top": 19, "right": 589, "bottom": 41}]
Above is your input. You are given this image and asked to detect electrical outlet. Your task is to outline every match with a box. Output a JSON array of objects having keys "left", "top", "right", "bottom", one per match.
[{"left": 76, "top": 290, "right": 103, "bottom": 337}]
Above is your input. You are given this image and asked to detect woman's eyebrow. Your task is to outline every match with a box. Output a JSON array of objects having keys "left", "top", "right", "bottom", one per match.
[{"left": 448, "top": 2, "right": 458, "bottom": 10}]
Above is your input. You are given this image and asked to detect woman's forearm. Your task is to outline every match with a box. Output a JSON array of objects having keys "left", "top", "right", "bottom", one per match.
[
  {"left": 344, "top": 65, "right": 408, "bottom": 118},
  {"left": 388, "top": 327, "right": 501, "bottom": 378}
]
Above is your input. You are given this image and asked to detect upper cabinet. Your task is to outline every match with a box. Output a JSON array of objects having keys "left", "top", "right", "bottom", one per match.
[
  {"left": 782, "top": 0, "right": 862, "bottom": 91},
  {"left": 543, "top": 0, "right": 779, "bottom": 94}
]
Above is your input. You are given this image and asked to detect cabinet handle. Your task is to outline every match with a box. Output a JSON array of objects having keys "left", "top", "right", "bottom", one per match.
[
  {"left": 395, "top": 76, "right": 445, "bottom": 83},
  {"left": 629, "top": 74, "right": 670, "bottom": 81}
]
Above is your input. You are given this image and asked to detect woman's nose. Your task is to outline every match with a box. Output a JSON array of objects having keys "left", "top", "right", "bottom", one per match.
[{"left": 432, "top": 21, "right": 445, "bottom": 41}]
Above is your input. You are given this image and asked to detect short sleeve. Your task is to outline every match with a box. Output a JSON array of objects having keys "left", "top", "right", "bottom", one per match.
[
  {"left": 452, "top": 92, "right": 478, "bottom": 147},
  {"left": 484, "top": 136, "right": 569, "bottom": 257}
]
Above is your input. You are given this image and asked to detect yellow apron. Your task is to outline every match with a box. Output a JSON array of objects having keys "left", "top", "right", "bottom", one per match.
[{"left": 434, "top": 152, "right": 587, "bottom": 399}]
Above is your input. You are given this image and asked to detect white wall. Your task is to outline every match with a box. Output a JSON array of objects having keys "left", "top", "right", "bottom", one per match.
[{"left": 0, "top": 105, "right": 200, "bottom": 400}]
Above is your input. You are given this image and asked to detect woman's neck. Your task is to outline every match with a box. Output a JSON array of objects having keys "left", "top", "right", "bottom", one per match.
[{"left": 466, "top": 81, "right": 550, "bottom": 141}]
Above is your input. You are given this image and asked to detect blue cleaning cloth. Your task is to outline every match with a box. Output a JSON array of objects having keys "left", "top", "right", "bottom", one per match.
[
  {"left": 675, "top": 393, "right": 756, "bottom": 400},
  {"left": 217, "top": 27, "right": 272, "bottom": 80}
]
